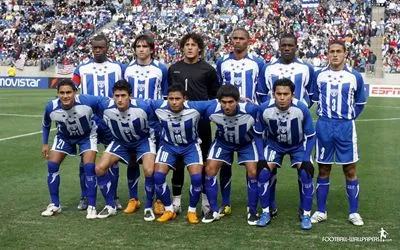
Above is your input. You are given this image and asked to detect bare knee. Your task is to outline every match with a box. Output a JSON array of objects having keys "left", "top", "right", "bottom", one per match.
[{"left": 343, "top": 163, "right": 357, "bottom": 180}]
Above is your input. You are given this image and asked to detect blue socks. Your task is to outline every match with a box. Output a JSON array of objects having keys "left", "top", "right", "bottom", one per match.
[
  {"left": 205, "top": 175, "right": 218, "bottom": 212},
  {"left": 258, "top": 168, "right": 271, "bottom": 210},
  {"left": 299, "top": 169, "right": 314, "bottom": 212},
  {"left": 47, "top": 161, "right": 60, "bottom": 206},
  {"left": 78, "top": 160, "right": 86, "bottom": 199},
  {"left": 109, "top": 163, "right": 119, "bottom": 200},
  {"left": 269, "top": 168, "right": 277, "bottom": 209},
  {"left": 316, "top": 177, "right": 330, "bottom": 213},
  {"left": 346, "top": 179, "right": 359, "bottom": 214},
  {"left": 219, "top": 165, "right": 232, "bottom": 206},
  {"left": 144, "top": 176, "right": 155, "bottom": 209},
  {"left": 189, "top": 173, "right": 202, "bottom": 209},
  {"left": 247, "top": 177, "right": 258, "bottom": 214},
  {"left": 154, "top": 171, "right": 171, "bottom": 206},
  {"left": 84, "top": 163, "right": 97, "bottom": 207},
  {"left": 97, "top": 171, "right": 114, "bottom": 207},
  {"left": 127, "top": 165, "right": 140, "bottom": 199}
]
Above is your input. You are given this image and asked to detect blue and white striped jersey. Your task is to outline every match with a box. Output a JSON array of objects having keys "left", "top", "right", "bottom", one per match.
[
  {"left": 257, "top": 58, "right": 314, "bottom": 106},
  {"left": 98, "top": 98, "right": 154, "bottom": 145},
  {"left": 259, "top": 98, "right": 315, "bottom": 150},
  {"left": 216, "top": 53, "right": 265, "bottom": 102},
  {"left": 124, "top": 59, "right": 168, "bottom": 100},
  {"left": 312, "top": 65, "right": 367, "bottom": 120},
  {"left": 42, "top": 95, "right": 103, "bottom": 144},
  {"left": 72, "top": 58, "right": 124, "bottom": 97},
  {"left": 204, "top": 100, "right": 262, "bottom": 145},
  {"left": 150, "top": 100, "right": 208, "bottom": 146}
]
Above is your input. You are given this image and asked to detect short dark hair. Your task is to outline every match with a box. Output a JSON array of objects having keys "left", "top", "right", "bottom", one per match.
[
  {"left": 232, "top": 27, "right": 250, "bottom": 39},
  {"left": 328, "top": 39, "right": 346, "bottom": 51},
  {"left": 57, "top": 79, "right": 77, "bottom": 91},
  {"left": 91, "top": 32, "right": 108, "bottom": 46},
  {"left": 216, "top": 85, "right": 240, "bottom": 101},
  {"left": 273, "top": 78, "right": 295, "bottom": 93},
  {"left": 179, "top": 33, "right": 205, "bottom": 52},
  {"left": 133, "top": 34, "right": 155, "bottom": 56},
  {"left": 280, "top": 33, "right": 297, "bottom": 44},
  {"left": 112, "top": 80, "right": 132, "bottom": 95},
  {"left": 168, "top": 84, "right": 186, "bottom": 97}
]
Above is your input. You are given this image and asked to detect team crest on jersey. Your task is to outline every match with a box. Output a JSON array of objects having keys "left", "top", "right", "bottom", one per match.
[
  {"left": 330, "top": 88, "right": 339, "bottom": 97},
  {"left": 98, "top": 80, "right": 105, "bottom": 88},
  {"left": 138, "top": 83, "right": 145, "bottom": 91}
]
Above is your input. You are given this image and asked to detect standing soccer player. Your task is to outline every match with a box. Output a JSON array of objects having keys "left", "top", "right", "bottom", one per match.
[
  {"left": 41, "top": 80, "right": 101, "bottom": 219},
  {"left": 257, "top": 79, "right": 315, "bottom": 230},
  {"left": 94, "top": 80, "right": 157, "bottom": 221},
  {"left": 168, "top": 33, "right": 219, "bottom": 215},
  {"left": 256, "top": 33, "right": 315, "bottom": 218},
  {"left": 215, "top": 27, "right": 265, "bottom": 216},
  {"left": 123, "top": 34, "right": 168, "bottom": 215},
  {"left": 72, "top": 33, "right": 124, "bottom": 211},
  {"left": 201, "top": 85, "right": 263, "bottom": 226},
  {"left": 310, "top": 40, "right": 366, "bottom": 226}
]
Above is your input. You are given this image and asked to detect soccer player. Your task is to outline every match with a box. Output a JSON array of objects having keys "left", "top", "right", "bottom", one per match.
[
  {"left": 167, "top": 33, "right": 219, "bottom": 214},
  {"left": 41, "top": 79, "right": 101, "bottom": 219},
  {"left": 123, "top": 34, "right": 168, "bottom": 215},
  {"left": 72, "top": 33, "right": 124, "bottom": 211},
  {"left": 310, "top": 40, "right": 366, "bottom": 226},
  {"left": 257, "top": 78, "right": 315, "bottom": 230},
  {"left": 256, "top": 33, "right": 315, "bottom": 218},
  {"left": 94, "top": 80, "right": 157, "bottom": 220},
  {"left": 215, "top": 27, "right": 265, "bottom": 216},
  {"left": 151, "top": 84, "right": 208, "bottom": 224},
  {"left": 201, "top": 85, "right": 263, "bottom": 226}
]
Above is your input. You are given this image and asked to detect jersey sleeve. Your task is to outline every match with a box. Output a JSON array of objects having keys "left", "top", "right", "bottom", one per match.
[
  {"left": 306, "top": 63, "right": 315, "bottom": 104},
  {"left": 206, "top": 66, "right": 219, "bottom": 99},
  {"left": 167, "top": 64, "right": 175, "bottom": 86},
  {"left": 354, "top": 71, "right": 367, "bottom": 105},
  {"left": 216, "top": 58, "right": 223, "bottom": 85},
  {"left": 256, "top": 64, "right": 269, "bottom": 104},
  {"left": 160, "top": 63, "right": 169, "bottom": 99},
  {"left": 42, "top": 102, "right": 53, "bottom": 145},
  {"left": 311, "top": 70, "right": 321, "bottom": 103}
]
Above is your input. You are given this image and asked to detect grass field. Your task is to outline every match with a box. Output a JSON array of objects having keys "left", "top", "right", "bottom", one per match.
[{"left": 0, "top": 89, "right": 399, "bottom": 249}]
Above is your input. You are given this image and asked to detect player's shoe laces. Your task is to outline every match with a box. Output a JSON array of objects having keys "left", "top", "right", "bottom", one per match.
[
  {"left": 173, "top": 204, "right": 182, "bottom": 214},
  {"left": 153, "top": 199, "right": 165, "bottom": 215},
  {"left": 41, "top": 203, "right": 61, "bottom": 217},
  {"left": 271, "top": 208, "right": 278, "bottom": 218},
  {"left": 187, "top": 212, "right": 200, "bottom": 224},
  {"left": 156, "top": 211, "right": 176, "bottom": 223},
  {"left": 86, "top": 206, "right": 97, "bottom": 219},
  {"left": 123, "top": 198, "right": 141, "bottom": 214},
  {"left": 301, "top": 215, "right": 312, "bottom": 230},
  {"left": 256, "top": 212, "right": 271, "bottom": 227},
  {"left": 77, "top": 198, "right": 88, "bottom": 210},
  {"left": 144, "top": 208, "right": 156, "bottom": 222},
  {"left": 311, "top": 211, "right": 327, "bottom": 223},
  {"left": 97, "top": 205, "right": 117, "bottom": 219},
  {"left": 201, "top": 211, "right": 221, "bottom": 224},
  {"left": 247, "top": 213, "right": 259, "bottom": 226},
  {"left": 348, "top": 213, "right": 364, "bottom": 226},
  {"left": 218, "top": 205, "right": 232, "bottom": 217},
  {"left": 114, "top": 198, "right": 123, "bottom": 210}
]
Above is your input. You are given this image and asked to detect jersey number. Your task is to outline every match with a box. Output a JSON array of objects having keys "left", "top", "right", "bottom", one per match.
[{"left": 56, "top": 139, "right": 65, "bottom": 149}]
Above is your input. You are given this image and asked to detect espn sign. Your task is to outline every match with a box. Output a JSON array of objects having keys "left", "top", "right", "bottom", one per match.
[{"left": 369, "top": 85, "right": 400, "bottom": 98}]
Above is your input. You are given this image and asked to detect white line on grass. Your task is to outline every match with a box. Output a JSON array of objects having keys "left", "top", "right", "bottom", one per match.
[
  {"left": 356, "top": 118, "right": 400, "bottom": 122},
  {"left": 0, "top": 113, "right": 42, "bottom": 118},
  {"left": 0, "top": 129, "right": 56, "bottom": 142},
  {"left": 366, "top": 105, "right": 400, "bottom": 109}
]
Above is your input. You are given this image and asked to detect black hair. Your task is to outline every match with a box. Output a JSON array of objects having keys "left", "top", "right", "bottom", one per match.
[
  {"left": 216, "top": 84, "right": 240, "bottom": 101},
  {"left": 232, "top": 27, "right": 250, "bottom": 39},
  {"left": 133, "top": 34, "right": 155, "bottom": 56},
  {"left": 328, "top": 39, "right": 346, "bottom": 51},
  {"left": 57, "top": 79, "right": 77, "bottom": 91},
  {"left": 112, "top": 80, "right": 132, "bottom": 95},
  {"left": 91, "top": 32, "right": 108, "bottom": 46},
  {"left": 167, "top": 84, "right": 186, "bottom": 97},
  {"left": 280, "top": 33, "right": 297, "bottom": 44},
  {"left": 273, "top": 78, "right": 295, "bottom": 93},
  {"left": 179, "top": 33, "right": 205, "bottom": 52}
]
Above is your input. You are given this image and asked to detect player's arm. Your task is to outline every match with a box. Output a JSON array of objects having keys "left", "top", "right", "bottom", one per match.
[
  {"left": 71, "top": 66, "right": 81, "bottom": 89},
  {"left": 167, "top": 64, "right": 175, "bottom": 86},
  {"left": 206, "top": 66, "right": 220, "bottom": 99},
  {"left": 41, "top": 105, "right": 52, "bottom": 159},
  {"left": 161, "top": 63, "right": 169, "bottom": 99},
  {"left": 354, "top": 71, "right": 367, "bottom": 118},
  {"left": 305, "top": 63, "right": 315, "bottom": 108},
  {"left": 215, "top": 58, "right": 223, "bottom": 85},
  {"left": 311, "top": 71, "right": 321, "bottom": 104},
  {"left": 252, "top": 105, "right": 265, "bottom": 161},
  {"left": 302, "top": 106, "right": 316, "bottom": 162},
  {"left": 256, "top": 64, "right": 269, "bottom": 104}
]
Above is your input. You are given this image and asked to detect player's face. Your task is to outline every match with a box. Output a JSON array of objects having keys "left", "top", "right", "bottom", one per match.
[
  {"left": 135, "top": 40, "right": 152, "bottom": 62},
  {"left": 91, "top": 40, "right": 108, "bottom": 63},
  {"left": 113, "top": 89, "right": 131, "bottom": 112},
  {"left": 168, "top": 91, "right": 186, "bottom": 113},
  {"left": 328, "top": 44, "right": 347, "bottom": 70},
  {"left": 183, "top": 38, "right": 201, "bottom": 61},
  {"left": 231, "top": 30, "right": 249, "bottom": 53},
  {"left": 58, "top": 85, "right": 76, "bottom": 109},
  {"left": 274, "top": 86, "right": 294, "bottom": 111},
  {"left": 279, "top": 37, "right": 297, "bottom": 64},
  {"left": 220, "top": 96, "right": 239, "bottom": 116}
]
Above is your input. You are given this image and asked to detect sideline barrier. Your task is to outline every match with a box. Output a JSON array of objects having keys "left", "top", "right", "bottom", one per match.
[{"left": 0, "top": 77, "right": 70, "bottom": 89}]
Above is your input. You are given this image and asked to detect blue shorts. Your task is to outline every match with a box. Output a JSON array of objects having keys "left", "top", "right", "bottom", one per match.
[
  {"left": 264, "top": 143, "right": 304, "bottom": 167},
  {"left": 315, "top": 118, "right": 359, "bottom": 164},
  {"left": 207, "top": 139, "right": 259, "bottom": 166},
  {"left": 51, "top": 133, "right": 98, "bottom": 156},
  {"left": 105, "top": 138, "right": 156, "bottom": 164},
  {"left": 155, "top": 142, "right": 203, "bottom": 170}
]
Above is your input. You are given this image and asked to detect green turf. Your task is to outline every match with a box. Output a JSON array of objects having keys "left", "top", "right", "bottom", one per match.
[{"left": 0, "top": 89, "right": 399, "bottom": 249}]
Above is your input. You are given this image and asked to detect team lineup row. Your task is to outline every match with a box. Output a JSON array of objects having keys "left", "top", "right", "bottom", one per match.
[{"left": 40, "top": 28, "right": 366, "bottom": 230}]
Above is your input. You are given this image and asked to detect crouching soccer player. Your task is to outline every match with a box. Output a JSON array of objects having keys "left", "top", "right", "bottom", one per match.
[
  {"left": 257, "top": 78, "right": 315, "bottom": 230},
  {"left": 41, "top": 79, "right": 101, "bottom": 219},
  {"left": 201, "top": 84, "right": 264, "bottom": 226},
  {"left": 94, "top": 80, "right": 157, "bottom": 220}
]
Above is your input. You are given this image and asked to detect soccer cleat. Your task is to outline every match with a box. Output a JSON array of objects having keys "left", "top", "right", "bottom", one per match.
[
  {"left": 156, "top": 211, "right": 176, "bottom": 223},
  {"left": 201, "top": 211, "right": 221, "bottom": 224},
  {"left": 86, "top": 206, "right": 97, "bottom": 219},
  {"left": 247, "top": 213, "right": 258, "bottom": 226},
  {"left": 202, "top": 204, "right": 211, "bottom": 216},
  {"left": 77, "top": 198, "right": 88, "bottom": 210},
  {"left": 271, "top": 208, "right": 278, "bottom": 218},
  {"left": 348, "top": 213, "right": 364, "bottom": 226},
  {"left": 301, "top": 215, "right": 312, "bottom": 230},
  {"left": 41, "top": 203, "right": 61, "bottom": 217},
  {"left": 187, "top": 212, "right": 200, "bottom": 224},
  {"left": 97, "top": 205, "right": 117, "bottom": 219},
  {"left": 144, "top": 208, "right": 156, "bottom": 222},
  {"left": 218, "top": 205, "right": 232, "bottom": 217},
  {"left": 114, "top": 198, "right": 123, "bottom": 210},
  {"left": 153, "top": 199, "right": 165, "bottom": 215},
  {"left": 173, "top": 204, "right": 182, "bottom": 214},
  {"left": 256, "top": 212, "right": 271, "bottom": 227},
  {"left": 123, "top": 198, "right": 141, "bottom": 214},
  {"left": 311, "top": 211, "right": 328, "bottom": 224}
]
